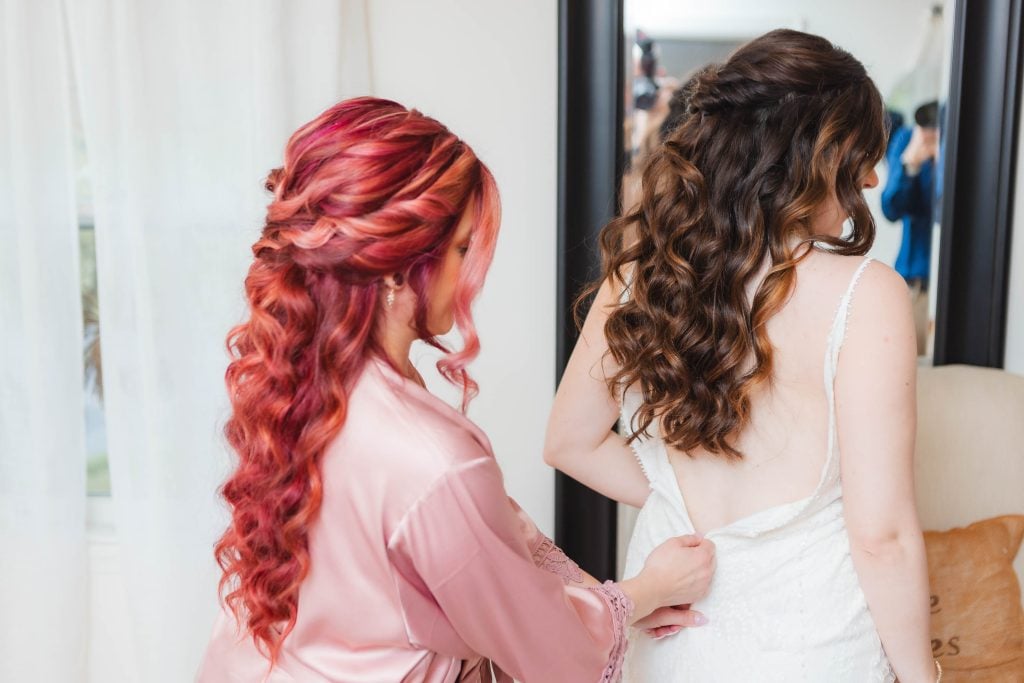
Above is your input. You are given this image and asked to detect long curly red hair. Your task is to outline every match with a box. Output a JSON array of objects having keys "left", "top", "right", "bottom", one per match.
[{"left": 214, "top": 97, "right": 500, "bottom": 664}]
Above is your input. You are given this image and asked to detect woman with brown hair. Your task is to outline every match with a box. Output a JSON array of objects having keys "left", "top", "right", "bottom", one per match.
[{"left": 545, "top": 30, "right": 936, "bottom": 681}]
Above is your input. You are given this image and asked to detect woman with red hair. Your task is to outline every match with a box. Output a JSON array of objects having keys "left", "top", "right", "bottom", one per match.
[{"left": 197, "top": 97, "right": 714, "bottom": 682}]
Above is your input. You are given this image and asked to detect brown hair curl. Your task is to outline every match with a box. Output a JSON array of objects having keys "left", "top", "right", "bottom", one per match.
[{"left": 595, "top": 29, "right": 887, "bottom": 458}]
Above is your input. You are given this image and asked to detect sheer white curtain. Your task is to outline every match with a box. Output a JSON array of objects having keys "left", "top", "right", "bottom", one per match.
[
  {"left": 0, "top": 1, "right": 88, "bottom": 681},
  {"left": 63, "top": 2, "right": 370, "bottom": 680}
]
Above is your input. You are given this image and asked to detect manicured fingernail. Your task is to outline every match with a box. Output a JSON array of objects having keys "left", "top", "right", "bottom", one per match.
[{"left": 694, "top": 614, "right": 709, "bottom": 626}]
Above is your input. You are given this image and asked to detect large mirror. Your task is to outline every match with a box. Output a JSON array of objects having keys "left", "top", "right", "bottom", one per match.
[
  {"left": 557, "top": 1, "right": 1024, "bottom": 673},
  {"left": 614, "top": 0, "right": 959, "bottom": 579}
]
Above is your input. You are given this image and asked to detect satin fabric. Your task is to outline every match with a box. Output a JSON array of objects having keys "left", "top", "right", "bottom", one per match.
[{"left": 197, "top": 358, "right": 629, "bottom": 682}]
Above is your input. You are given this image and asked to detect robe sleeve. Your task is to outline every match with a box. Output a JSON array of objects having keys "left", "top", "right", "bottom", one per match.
[
  {"left": 507, "top": 497, "right": 587, "bottom": 585},
  {"left": 387, "top": 457, "right": 632, "bottom": 683}
]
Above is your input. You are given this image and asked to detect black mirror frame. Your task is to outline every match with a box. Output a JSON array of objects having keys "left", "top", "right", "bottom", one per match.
[{"left": 933, "top": 0, "right": 1022, "bottom": 366}]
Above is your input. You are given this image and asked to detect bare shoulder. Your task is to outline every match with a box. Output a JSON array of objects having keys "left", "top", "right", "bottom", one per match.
[
  {"left": 799, "top": 248, "right": 884, "bottom": 280},
  {"left": 848, "top": 259, "right": 914, "bottom": 329},
  {"left": 831, "top": 257, "right": 916, "bottom": 363},
  {"left": 799, "top": 250, "right": 910, "bottom": 317}
]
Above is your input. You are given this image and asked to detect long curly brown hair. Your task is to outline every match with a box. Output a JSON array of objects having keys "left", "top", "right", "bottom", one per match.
[{"left": 594, "top": 29, "right": 887, "bottom": 458}]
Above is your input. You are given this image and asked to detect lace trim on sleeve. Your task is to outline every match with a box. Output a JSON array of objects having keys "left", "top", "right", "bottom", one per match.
[
  {"left": 589, "top": 580, "right": 634, "bottom": 682},
  {"left": 531, "top": 535, "right": 584, "bottom": 584}
]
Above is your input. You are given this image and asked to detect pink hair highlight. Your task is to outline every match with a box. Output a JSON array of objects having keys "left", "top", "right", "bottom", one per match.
[
  {"left": 436, "top": 172, "right": 500, "bottom": 409},
  {"left": 214, "top": 97, "right": 500, "bottom": 666}
]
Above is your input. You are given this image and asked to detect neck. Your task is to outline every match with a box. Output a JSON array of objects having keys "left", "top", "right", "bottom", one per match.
[{"left": 379, "top": 320, "right": 421, "bottom": 385}]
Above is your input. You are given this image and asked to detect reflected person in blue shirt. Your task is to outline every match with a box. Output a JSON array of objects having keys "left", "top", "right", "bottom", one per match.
[{"left": 881, "top": 103, "right": 938, "bottom": 355}]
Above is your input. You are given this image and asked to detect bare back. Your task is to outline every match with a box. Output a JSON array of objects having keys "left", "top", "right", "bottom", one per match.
[
  {"left": 619, "top": 249, "right": 899, "bottom": 681},
  {"left": 667, "top": 249, "right": 876, "bottom": 534}
]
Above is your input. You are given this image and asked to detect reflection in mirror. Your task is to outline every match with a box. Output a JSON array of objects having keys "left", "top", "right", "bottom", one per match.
[{"left": 622, "top": 1, "right": 953, "bottom": 361}]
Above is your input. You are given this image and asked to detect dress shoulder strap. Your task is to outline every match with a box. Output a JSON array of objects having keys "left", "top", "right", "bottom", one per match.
[
  {"left": 826, "top": 256, "right": 874, "bottom": 378},
  {"left": 619, "top": 388, "right": 664, "bottom": 485}
]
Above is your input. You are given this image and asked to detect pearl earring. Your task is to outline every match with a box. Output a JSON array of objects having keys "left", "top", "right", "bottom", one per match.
[{"left": 386, "top": 288, "right": 395, "bottom": 308}]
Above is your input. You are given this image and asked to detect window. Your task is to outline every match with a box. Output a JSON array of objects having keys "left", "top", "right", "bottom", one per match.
[{"left": 72, "top": 80, "right": 110, "bottom": 497}]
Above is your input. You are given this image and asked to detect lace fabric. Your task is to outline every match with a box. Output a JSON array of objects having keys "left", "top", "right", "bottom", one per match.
[
  {"left": 531, "top": 535, "right": 585, "bottom": 584},
  {"left": 531, "top": 534, "right": 631, "bottom": 680},
  {"left": 590, "top": 580, "right": 635, "bottom": 682}
]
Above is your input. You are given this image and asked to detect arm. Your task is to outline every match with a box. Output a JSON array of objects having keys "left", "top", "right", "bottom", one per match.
[
  {"left": 835, "top": 264, "right": 934, "bottom": 683},
  {"left": 880, "top": 159, "right": 919, "bottom": 221},
  {"left": 881, "top": 128, "right": 929, "bottom": 222},
  {"left": 507, "top": 496, "right": 593, "bottom": 586},
  {"left": 389, "top": 458, "right": 713, "bottom": 682},
  {"left": 544, "top": 276, "right": 651, "bottom": 507}
]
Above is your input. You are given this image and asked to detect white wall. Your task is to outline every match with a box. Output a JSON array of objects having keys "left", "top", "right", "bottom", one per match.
[
  {"left": 367, "top": 0, "right": 559, "bottom": 533},
  {"left": 1004, "top": 87, "right": 1024, "bottom": 375}
]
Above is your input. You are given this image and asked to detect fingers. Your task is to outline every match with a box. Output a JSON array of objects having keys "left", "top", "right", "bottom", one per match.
[
  {"left": 645, "top": 625, "right": 682, "bottom": 639},
  {"left": 688, "top": 537, "right": 716, "bottom": 573},
  {"left": 637, "top": 606, "right": 708, "bottom": 630},
  {"left": 641, "top": 609, "right": 709, "bottom": 639},
  {"left": 699, "top": 538, "right": 717, "bottom": 566},
  {"left": 634, "top": 606, "right": 682, "bottom": 629},
  {"left": 675, "top": 533, "right": 703, "bottom": 547},
  {"left": 676, "top": 535, "right": 717, "bottom": 558},
  {"left": 669, "top": 609, "right": 708, "bottom": 628}
]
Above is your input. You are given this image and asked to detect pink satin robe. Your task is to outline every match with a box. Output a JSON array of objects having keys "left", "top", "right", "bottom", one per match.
[{"left": 197, "top": 358, "right": 632, "bottom": 682}]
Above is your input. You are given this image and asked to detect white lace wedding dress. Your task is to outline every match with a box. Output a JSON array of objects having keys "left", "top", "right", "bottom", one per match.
[{"left": 621, "top": 257, "right": 895, "bottom": 682}]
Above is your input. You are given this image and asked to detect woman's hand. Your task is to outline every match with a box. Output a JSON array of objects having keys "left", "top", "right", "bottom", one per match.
[
  {"left": 900, "top": 125, "right": 938, "bottom": 172},
  {"left": 642, "top": 534, "right": 716, "bottom": 607},
  {"left": 620, "top": 534, "right": 716, "bottom": 621},
  {"left": 634, "top": 605, "right": 708, "bottom": 639}
]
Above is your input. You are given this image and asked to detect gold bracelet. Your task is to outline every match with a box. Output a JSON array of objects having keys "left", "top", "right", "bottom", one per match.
[{"left": 934, "top": 659, "right": 943, "bottom": 682}]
